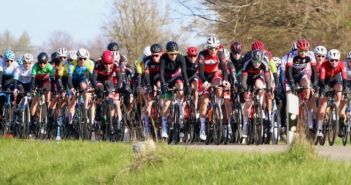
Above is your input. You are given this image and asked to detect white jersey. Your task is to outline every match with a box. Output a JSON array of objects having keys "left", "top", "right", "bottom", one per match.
[
  {"left": 0, "top": 60, "right": 20, "bottom": 80},
  {"left": 18, "top": 65, "right": 33, "bottom": 84}
]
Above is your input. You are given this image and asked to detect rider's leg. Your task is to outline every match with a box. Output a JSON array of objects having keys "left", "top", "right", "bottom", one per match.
[
  {"left": 161, "top": 98, "right": 171, "bottom": 137},
  {"left": 300, "top": 76, "right": 313, "bottom": 129},
  {"left": 335, "top": 83, "right": 346, "bottom": 136},
  {"left": 191, "top": 80, "right": 199, "bottom": 117},
  {"left": 243, "top": 92, "right": 253, "bottom": 137},
  {"left": 317, "top": 97, "right": 328, "bottom": 134},
  {"left": 175, "top": 80, "right": 184, "bottom": 119}
]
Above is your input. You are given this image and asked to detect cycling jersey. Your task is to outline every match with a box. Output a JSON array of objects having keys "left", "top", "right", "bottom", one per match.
[
  {"left": 144, "top": 56, "right": 160, "bottom": 86},
  {"left": 0, "top": 60, "right": 20, "bottom": 87},
  {"left": 319, "top": 61, "right": 347, "bottom": 81},
  {"left": 160, "top": 53, "right": 189, "bottom": 87},
  {"left": 18, "top": 65, "right": 32, "bottom": 84},
  {"left": 198, "top": 49, "right": 228, "bottom": 82},
  {"left": 134, "top": 57, "right": 144, "bottom": 75},
  {"left": 229, "top": 54, "right": 245, "bottom": 77},
  {"left": 32, "top": 63, "right": 54, "bottom": 80},
  {"left": 184, "top": 55, "right": 198, "bottom": 81},
  {"left": 286, "top": 50, "right": 317, "bottom": 86},
  {"left": 68, "top": 60, "right": 94, "bottom": 80},
  {"left": 92, "top": 60, "right": 119, "bottom": 88},
  {"left": 242, "top": 57, "right": 271, "bottom": 90}
]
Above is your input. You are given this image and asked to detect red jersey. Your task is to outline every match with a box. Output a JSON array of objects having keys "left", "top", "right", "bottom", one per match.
[{"left": 319, "top": 60, "right": 347, "bottom": 80}]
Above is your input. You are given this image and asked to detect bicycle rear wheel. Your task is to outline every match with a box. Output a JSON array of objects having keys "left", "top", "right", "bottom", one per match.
[
  {"left": 172, "top": 104, "right": 180, "bottom": 144},
  {"left": 254, "top": 104, "right": 263, "bottom": 145},
  {"left": 327, "top": 106, "right": 337, "bottom": 146}
]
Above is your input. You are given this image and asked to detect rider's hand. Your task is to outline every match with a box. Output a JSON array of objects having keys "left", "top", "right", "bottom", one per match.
[
  {"left": 70, "top": 88, "right": 76, "bottom": 94},
  {"left": 202, "top": 81, "right": 210, "bottom": 90},
  {"left": 13, "top": 88, "right": 19, "bottom": 96},
  {"left": 161, "top": 83, "right": 169, "bottom": 94},
  {"left": 290, "top": 84, "right": 297, "bottom": 94}
]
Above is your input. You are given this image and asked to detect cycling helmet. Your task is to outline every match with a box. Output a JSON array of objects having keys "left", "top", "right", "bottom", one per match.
[
  {"left": 291, "top": 42, "right": 297, "bottom": 51},
  {"left": 150, "top": 44, "right": 162, "bottom": 53},
  {"left": 251, "top": 40, "right": 265, "bottom": 51},
  {"left": 4, "top": 50, "right": 15, "bottom": 61},
  {"left": 107, "top": 42, "right": 119, "bottom": 51},
  {"left": 296, "top": 38, "right": 310, "bottom": 50},
  {"left": 187, "top": 46, "right": 199, "bottom": 56},
  {"left": 327, "top": 49, "right": 341, "bottom": 60},
  {"left": 314, "top": 45, "right": 327, "bottom": 56},
  {"left": 57, "top": 48, "right": 68, "bottom": 57},
  {"left": 51, "top": 52, "right": 60, "bottom": 62},
  {"left": 102, "top": 50, "right": 114, "bottom": 64},
  {"left": 347, "top": 51, "right": 351, "bottom": 60},
  {"left": 23, "top": 53, "right": 33, "bottom": 62},
  {"left": 77, "top": 48, "right": 90, "bottom": 59},
  {"left": 265, "top": 50, "right": 273, "bottom": 60},
  {"left": 207, "top": 36, "right": 220, "bottom": 48},
  {"left": 166, "top": 41, "right": 179, "bottom": 53},
  {"left": 37, "top": 52, "right": 49, "bottom": 63},
  {"left": 68, "top": 49, "right": 78, "bottom": 60},
  {"left": 17, "top": 57, "right": 23, "bottom": 65},
  {"left": 230, "top": 41, "right": 242, "bottom": 54},
  {"left": 272, "top": 57, "right": 282, "bottom": 67}
]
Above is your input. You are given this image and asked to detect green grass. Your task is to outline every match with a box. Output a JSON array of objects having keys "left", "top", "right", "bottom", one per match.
[{"left": 0, "top": 138, "right": 350, "bottom": 185}]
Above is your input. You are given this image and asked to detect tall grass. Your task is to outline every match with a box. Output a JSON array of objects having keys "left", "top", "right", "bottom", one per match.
[{"left": 0, "top": 138, "right": 350, "bottom": 185}]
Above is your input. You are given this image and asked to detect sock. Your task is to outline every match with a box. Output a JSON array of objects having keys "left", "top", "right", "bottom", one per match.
[
  {"left": 162, "top": 116, "right": 167, "bottom": 131},
  {"left": 243, "top": 116, "right": 248, "bottom": 129},
  {"left": 308, "top": 111, "right": 313, "bottom": 129},
  {"left": 317, "top": 120, "right": 323, "bottom": 130},
  {"left": 200, "top": 117, "right": 206, "bottom": 132},
  {"left": 144, "top": 115, "right": 149, "bottom": 127}
]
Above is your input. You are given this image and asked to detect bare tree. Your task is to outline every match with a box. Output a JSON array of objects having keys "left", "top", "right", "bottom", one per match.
[
  {"left": 0, "top": 30, "right": 16, "bottom": 54},
  {"left": 46, "top": 31, "right": 75, "bottom": 53},
  {"left": 104, "top": 0, "right": 179, "bottom": 63}
]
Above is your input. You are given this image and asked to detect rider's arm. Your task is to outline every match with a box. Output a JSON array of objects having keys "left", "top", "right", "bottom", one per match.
[
  {"left": 91, "top": 69, "right": 98, "bottom": 89},
  {"left": 241, "top": 73, "right": 248, "bottom": 91},
  {"left": 0, "top": 70, "right": 3, "bottom": 89},
  {"left": 227, "top": 62, "right": 237, "bottom": 85},
  {"left": 198, "top": 55, "right": 206, "bottom": 82},
  {"left": 311, "top": 65, "right": 318, "bottom": 87},
  {"left": 160, "top": 57, "right": 166, "bottom": 85},
  {"left": 219, "top": 53, "right": 228, "bottom": 82},
  {"left": 179, "top": 55, "right": 190, "bottom": 87},
  {"left": 263, "top": 61, "right": 272, "bottom": 90},
  {"left": 144, "top": 61, "right": 151, "bottom": 87},
  {"left": 116, "top": 67, "right": 123, "bottom": 90},
  {"left": 286, "top": 66, "right": 294, "bottom": 86}
]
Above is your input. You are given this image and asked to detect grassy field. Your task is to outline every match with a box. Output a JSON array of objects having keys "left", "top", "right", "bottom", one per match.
[{"left": 0, "top": 138, "right": 350, "bottom": 185}]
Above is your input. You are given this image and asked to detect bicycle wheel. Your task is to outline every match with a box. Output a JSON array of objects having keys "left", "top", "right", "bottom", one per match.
[
  {"left": 246, "top": 118, "right": 254, "bottom": 145},
  {"left": 117, "top": 104, "right": 128, "bottom": 142},
  {"left": 221, "top": 102, "right": 229, "bottom": 144},
  {"left": 37, "top": 104, "right": 48, "bottom": 139},
  {"left": 172, "top": 104, "right": 180, "bottom": 144},
  {"left": 150, "top": 101, "right": 161, "bottom": 141},
  {"left": 183, "top": 100, "right": 195, "bottom": 143},
  {"left": 232, "top": 104, "right": 242, "bottom": 143},
  {"left": 254, "top": 104, "right": 263, "bottom": 145},
  {"left": 341, "top": 123, "right": 348, "bottom": 146},
  {"left": 271, "top": 103, "right": 281, "bottom": 144},
  {"left": 19, "top": 105, "right": 30, "bottom": 139},
  {"left": 327, "top": 105, "right": 337, "bottom": 146},
  {"left": 319, "top": 111, "right": 328, "bottom": 145}
]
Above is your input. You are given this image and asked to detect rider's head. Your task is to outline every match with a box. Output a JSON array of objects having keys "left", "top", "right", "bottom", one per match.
[
  {"left": 297, "top": 38, "right": 310, "bottom": 57},
  {"left": 37, "top": 52, "right": 49, "bottom": 68},
  {"left": 327, "top": 49, "right": 341, "bottom": 68},
  {"left": 22, "top": 53, "right": 33, "bottom": 69},
  {"left": 77, "top": 48, "right": 89, "bottom": 65},
  {"left": 51, "top": 51, "right": 60, "bottom": 65},
  {"left": 3, "top": 50, "right": 15, "bottom": 66},
  {"left": 107, "top": 42, "right": 119, "bottom": 58},
  {"left": 102, "top": 50, "right": 114, "bottom": 71},
  {"left": 252, "top": 50, "right": 265, "bottom": 68},
  {"left": 272, "top": 57, "right": 282, "bottom": 68},
  {"left": 187, "top": 46, "right": 198, "bottom": 63},
  {"left": 347, "top": 52, "right": 351, "bottom": 68},
  {"left": 206, "top": 36, "right": 220, "bottom": 56},
  {"left": 150, "top": 43, "right": 162, "bottom": 63},
  {"left": 230, "top": 41, "right": 242, "bottom": 60},
  {"left": 142, "top": 45, "right": 151, "bottom": 61},
  {"left": 68, "top": 49, "right": 77, "bottom": 62},
  {"left": 57, "top": 48, "right": 68, "bottom": 62},
  {"left": 314, "top": 45, "right": 327, "bottom": 63},
  {"left": 166, "top": 41, "right": 179, "bottom": 61}
]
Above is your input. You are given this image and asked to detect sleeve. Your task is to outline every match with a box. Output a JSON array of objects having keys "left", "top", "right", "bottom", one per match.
[
  {"left": 198, "top": 54, "right": 206, "bottom": 82},
  {"left": 91, "top": 68, "right": 98, "bottom": 89},
  {"left": 48, "top": 64, "right": 55, "bottom": 78},
  {"left": 160, "top": 58, "right": 166, "bottom": 84},
  {"left": 179, "top": 55, "right": 189, "bottom": 87},
  {"left": 144, "top": 61, "right": 151, "bottom": 86},
  {"left": 218, "top": 52, "right": 228, "bottom": 81},
  {"left": 32, "top": 64, "right": 37, "bottom": 77},
  {"left": 227, "top": 62, "right": 237, "bottom": 85}
]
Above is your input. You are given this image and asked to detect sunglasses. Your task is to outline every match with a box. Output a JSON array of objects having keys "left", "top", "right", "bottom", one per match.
[
  {"left": 152, "top": 54, "right": 160, "bottom": 58},
  {"left": 253, "top": 60, "right": 262, "bottom": 64},
  {"left": 60, "top": 56, "right": 67, "bottom": 59},
  {"left": 233, "top": 51, "right": 241, "bottom": 55},
  {"left": 330, "top": 59, "right": 338, "bottom": 63},
  {"left": 188, "top": 55, "right": 197, "bottom": 58},
  {"left": 208, "top": 47, "right": 218, "bottom": 51},
  {"left": 39, "top": 61, "right": 47, "bottom": 65},
  {"left": 168, "top": 53, "right": 177, "bottom": 56},
  {"left": 316, "top": 55, "right": 325, "bottom": 58},
  {"left": 299, "top": 50, "right": 308, "bottom": 53},
  {"left": 6, "top": 60, "right": 13, "bottom": 62},
  {"left": 79, "top": 58, "right": 87, "bottom": 61}
]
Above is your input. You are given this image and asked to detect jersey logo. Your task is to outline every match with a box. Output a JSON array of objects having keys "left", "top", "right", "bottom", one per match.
[{"left": 204, "top": 59, "right": 218, "bottom": 65}]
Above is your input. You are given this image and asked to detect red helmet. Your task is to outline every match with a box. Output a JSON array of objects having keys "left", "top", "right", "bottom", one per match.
[
  {"left": 251, "top": 40, "right": 265, "bottom": 51},
  {"left": 230, "top": 41, "right": 242, "bottom": 54},
  {"left": 187, "top": 46, "right": 199, "bottom": 56},
  {"left": 297, "top": 38, "right": 310, "bottom": 50},
  {"left": 102, "top": 50, "right": 114, "bottom": 64},
  {"left": 218, "top": 44, "right": 224, "bottom": 50}
]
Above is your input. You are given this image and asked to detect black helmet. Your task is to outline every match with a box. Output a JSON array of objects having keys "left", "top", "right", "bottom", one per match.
[
  {"left": 166, "top": 41, "right": 179, "bottom": 52},
  {"left": 252, "top": 50, "right": 265, "bottom": 62},
  {"left": 37, "top": 52, "right": 49, "bottom": 63},
  {"left": 51, "top": 51, "right": 60, "bottom": 61},
  {"left": 107, "top": 42, "right": 119, "bottom": 51},
  {"left": 150, "top": 43, "right": 162, "bottom": 53}
]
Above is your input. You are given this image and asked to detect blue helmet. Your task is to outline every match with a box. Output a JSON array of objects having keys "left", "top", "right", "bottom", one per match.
[{"left": 4, "top": 50, "right": 15, "bottom": 61}]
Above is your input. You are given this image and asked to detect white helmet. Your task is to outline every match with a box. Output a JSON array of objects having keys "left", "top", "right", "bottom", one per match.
[
  {"left": 221, "top": 48, "right": 230, "bottom": 60},
  {"left": 291, "top": 42, "right": 297, "bottom": 51},
  {"left": 77, "top": 48, "right": 89, "bottom": 59},
  {"left": 272, "top": 56, "right": 282, "bottom": 67},
  {"left": 314, "top": 46, "right": 327, "bottom": 56},
  {"left": 68, "top": 49, "right": 77, "bottom": 60},
  {"left": 57, "top": 48, "right": 68, "bottom": 57},
  {"left": 207, "top": 35, "right": 220, "bottom": 48},
  {"left": 327, "top": 49, "right": 341, "bottom": 60},
  {"left": 23, "top": 53, "right": 34, "bottom": 62},
  {"left": 143, "top": 46, "right": 151, "bottom": 57},
  {"left": 346, "top": 51, "right": 351, "bottom": 60}
]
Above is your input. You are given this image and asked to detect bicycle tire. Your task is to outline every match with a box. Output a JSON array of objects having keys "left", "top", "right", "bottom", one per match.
[
  {"left": 327, "top": 105, "right": 338, "bottom": 146},
  {"left": 254, "top": 104, "right": 263, "bottom": 145},
  {"left": 173, "top": 104, "right": 180, "bottom": 144},
  {"left": 341, "top": 124, "right": 348, "bottom": 146}
]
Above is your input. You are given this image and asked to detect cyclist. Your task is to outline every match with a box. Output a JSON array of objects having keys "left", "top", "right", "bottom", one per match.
[
  {"left": 229, "top": 41, "right": 245, "bottom": 81},
  {"left": 160, "top": 41, "right": 190, "bottom": 138},
  {"left": 317, "top": 49, "right": 347, "bottom": 137},
  {"left": 198, "top": 36, "right": 230, "bottom": 141},
  {"left": 92, "top": 50, "right": 121, "bottom": 134},
  {"left": 143, "top": 44, "right": 162, "bottom": 135},
  {"left": 67, "top": 48, "right": 94, "bottom": 125},
  {"left": 17, "top": 53, "right": 33, "bottom": 95},
  {"left": 314, "top": 45, "right": 328, "bottom": 71},
  {"left": 241, "top": 50, "right": 272, "bottom": 138},
  {"left": 184, "top": 46, "right": 199, "bottom": 118},
  {"left": 30, "top": 52, "right": 55, "bottom": 133},
  {"left": 285, "top": 38, "right": 317, "bottom": 132}
]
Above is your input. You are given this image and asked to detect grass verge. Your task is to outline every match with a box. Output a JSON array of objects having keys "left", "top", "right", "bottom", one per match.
[{"left": 0, "top": 138, "right": 350, "bottom": 185}]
